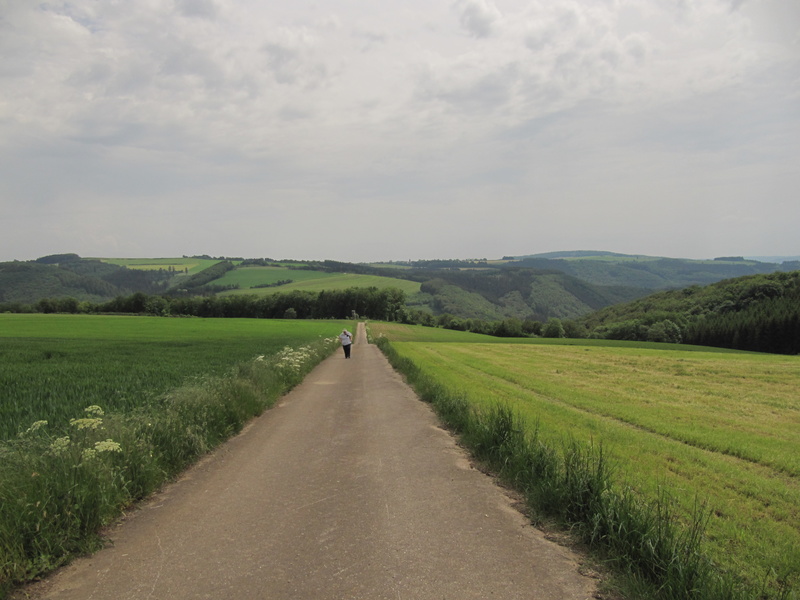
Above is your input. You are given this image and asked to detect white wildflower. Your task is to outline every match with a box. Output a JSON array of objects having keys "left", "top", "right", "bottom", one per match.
[
  {"left": 22, "top": 420, "right": 48, "bottom": 436},
  {"left": 94, "top": 439, "right": 122, "bottom": 453},
  {"left": 70, "top": 418, "right": 103, "bottom": 430},
  {"left": 49, "top": 436, "right": 71, "bottom": 455},
  {"left": 84, "top": 405, "right": 104, "bottom": 417}
]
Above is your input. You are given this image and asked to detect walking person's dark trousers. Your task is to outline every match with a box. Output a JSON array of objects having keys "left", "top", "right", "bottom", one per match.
[{"left": 343, "top": 344, "right": 351, "bottom": 359}]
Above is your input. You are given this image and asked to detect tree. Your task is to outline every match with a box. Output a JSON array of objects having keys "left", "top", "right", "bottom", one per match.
[
  {"left": 647, "top": 319, "right": 682, "bottom": 343},
  {"left": 543, "top": 318, "right": 566, "bottom": 338}
]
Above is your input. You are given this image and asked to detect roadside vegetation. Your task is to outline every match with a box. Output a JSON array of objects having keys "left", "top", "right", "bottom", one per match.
[
  {"left": 370, "top": 322, "right": 799, "bottom": 599},
  {"left": 0, "top": 315, "right": 350, "bottom": 597}
]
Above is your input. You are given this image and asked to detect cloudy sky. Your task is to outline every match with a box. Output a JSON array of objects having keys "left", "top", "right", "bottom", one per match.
[{"left": 1, "top": 0, "right": 798, "bottom": 262}]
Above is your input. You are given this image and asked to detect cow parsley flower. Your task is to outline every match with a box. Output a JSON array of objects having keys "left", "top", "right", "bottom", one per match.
[
  {"left": 70, "top": 418, "right": 103, "bottom": 430},
  {"left": 94, "top": 439, "right": 122, "bottom": 453},
  {"left": 49, "top": 436, "right": 71, "bottom": 455},
  {"left": 21, "top": 420, "right": 48, "bottom": 437}
]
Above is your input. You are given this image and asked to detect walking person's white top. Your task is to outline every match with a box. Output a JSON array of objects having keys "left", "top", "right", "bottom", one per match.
[{"left": 339, "top": 329, "right": 352, "bottom": 345}]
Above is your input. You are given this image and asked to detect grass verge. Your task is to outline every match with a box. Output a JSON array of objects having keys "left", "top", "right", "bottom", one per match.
[
  {"left": 0, "top": 337, "right": 338, "bottom": 598},
  {"left": 374, "top": 335, "right": 796, "bottom": 600}
]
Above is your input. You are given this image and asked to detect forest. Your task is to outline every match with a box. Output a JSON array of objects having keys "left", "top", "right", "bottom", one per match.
[{"left": 577, "top": 270, "right": 800, "bottom": 354}]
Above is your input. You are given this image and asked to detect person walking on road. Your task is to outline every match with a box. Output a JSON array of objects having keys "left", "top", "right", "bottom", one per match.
[{"left": 339, "top": 328, "right": 353, "bottom": 359}]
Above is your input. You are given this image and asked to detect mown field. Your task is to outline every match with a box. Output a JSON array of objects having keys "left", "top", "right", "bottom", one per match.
[
  {"left": 370, "top": 322, "right": 800, "bottom": 596},
  {"left": 214, "top": 266, "right": 421, "bottom": 296},
  {"left": 0, "top": 314, "right": 351, "bottom": 440}
]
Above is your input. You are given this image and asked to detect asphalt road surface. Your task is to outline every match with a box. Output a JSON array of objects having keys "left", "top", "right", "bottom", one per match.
[{"left": 18, "top": 323, "right": 596, "bottom": 600}]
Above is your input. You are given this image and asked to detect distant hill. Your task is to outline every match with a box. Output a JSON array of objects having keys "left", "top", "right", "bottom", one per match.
[
  {"left": 746, "top": 256, "right": 800, "bottom": 264},
  {"left": 515, "top": 250, "right": 645, "bottom": 260},
  {"left": 3, "top": 251, "right": 796, "bottom": 329},
  {"left": 504, "top": 251, "right": 797, "bottom": 290},
  {"left": 0, "top": 255, "right": 173, "bottom": 305}
]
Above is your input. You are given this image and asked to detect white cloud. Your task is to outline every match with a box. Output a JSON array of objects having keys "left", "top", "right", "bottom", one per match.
[
  {"left": 453, "top": 0, "right": 503, "bottom": 39},
  {"left": 0, "top": 0, "right": 798, "bottom": 261},
  {"left": 175, "top": 0, "right": 221, "bottom": 20}
]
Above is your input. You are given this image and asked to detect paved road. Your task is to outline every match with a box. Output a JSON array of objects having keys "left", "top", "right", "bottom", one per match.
[{"left": 19, "top": 323, "right": 596, "bottom": 599}]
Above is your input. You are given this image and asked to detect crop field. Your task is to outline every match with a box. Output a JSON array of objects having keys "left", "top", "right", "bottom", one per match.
[
  {"left": 216, "top": 267, "right": 421, "bottom": 296},
  {"left": 1, "top": 313, "right": 350, "bottom": 591},
  {"left": 0, "top": 314, "right": 352, "bottom": 440},
  {"left": 370, "top": 323, "right": 799, "bottom": 593},
  {"left": 96, "top": 257, "right": 225, "bottom": 274}
]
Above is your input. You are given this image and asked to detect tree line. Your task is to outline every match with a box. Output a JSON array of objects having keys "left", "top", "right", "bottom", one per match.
[{"left": 3, "top": 287, "right": 407, "bottom": 322}]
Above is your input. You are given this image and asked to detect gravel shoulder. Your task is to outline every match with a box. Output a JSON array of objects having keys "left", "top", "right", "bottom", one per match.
[{"left": 16, "top": 323, "right": 597, "bottom": 600}]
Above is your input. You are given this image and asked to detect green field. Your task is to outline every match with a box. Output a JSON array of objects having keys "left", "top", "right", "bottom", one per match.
[
  {"left": 370, "top": 322, "right": 800, "bottom": 594},
  {"left": 96, "top": 257, "right": 225, "bottom": 274},
  {"left": 1, "top": 314, "right": 350, "bottom": 592},
  {"left": 0, "top": 314, "right": 352, "bottom": 439},
  {"left": 369, "top": 322, "right": 742, "bottom": 352},
  {"left": 215, "top": 266, "right": 421, "bottom": 296}
]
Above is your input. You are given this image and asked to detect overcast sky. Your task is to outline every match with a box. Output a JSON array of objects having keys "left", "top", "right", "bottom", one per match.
[{"left": 1, "top": 0, "right": 798, "bottom": 263}]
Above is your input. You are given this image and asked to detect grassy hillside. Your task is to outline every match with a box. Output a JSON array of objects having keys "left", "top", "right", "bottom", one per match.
[
  {"left": 212, "top": 266, "right": 421, "bottom": 296},
  {"left": 97, "top": 257, "right": 223, "bottom": 275}
]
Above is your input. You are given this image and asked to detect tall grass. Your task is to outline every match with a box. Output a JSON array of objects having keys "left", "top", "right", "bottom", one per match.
[
  {"left": 374, "top": 336, "right": 792, "bottom": 600},
  {"left": 0, "top": 338, "right": 338, "bottom": 597}
]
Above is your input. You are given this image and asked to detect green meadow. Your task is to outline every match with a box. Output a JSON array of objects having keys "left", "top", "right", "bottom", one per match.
[
  {"left": 96, "top": 257, "right": 225, "bottom": 274},
  {"left": 370, "top": 322, "right": 800, "bottom": 596},
  {"left": 215, "top": 266, "right": 421, "bottom": 296},
  {"left": 0, "top": 314, "right": 351, "bottom": 440}
]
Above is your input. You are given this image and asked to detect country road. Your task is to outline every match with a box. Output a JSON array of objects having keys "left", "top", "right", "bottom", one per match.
[{"left": 17, "top": 323, "right": 597, "bottom": 600}]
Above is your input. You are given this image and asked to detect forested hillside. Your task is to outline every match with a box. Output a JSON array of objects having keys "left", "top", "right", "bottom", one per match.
[
  {"left": 579, "top": 270, "right": 800, "bottom": 354},
  {"left": 509, "top": 253, "right": 799, "bottom": 289},
  {"left": 409, "top": 268, "right": 645, "bottom": 321},
  {"left": 0, "top": 255, "right": 172, "bottom": 305}
]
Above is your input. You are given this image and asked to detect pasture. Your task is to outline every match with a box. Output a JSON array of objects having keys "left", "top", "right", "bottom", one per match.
[
  {"left": 370, "top": 322, "right": 800, "bottom": 595},
  {"left": 215, "top": 266, "right": 421, "bottom": 296},
  {"left": 96, "top": 257, "right": 224, "bottom": 274},
  {"left": 0, "top": 314, "right": 351, "bottom": 440}
]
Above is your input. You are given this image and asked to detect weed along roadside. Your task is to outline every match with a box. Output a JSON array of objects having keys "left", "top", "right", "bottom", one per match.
[
  {"left": 369, "top": 322, "right": 800, "bottom": 600},
  {"left": 0, "top": 315, "right": 351, "bottom": 598}
]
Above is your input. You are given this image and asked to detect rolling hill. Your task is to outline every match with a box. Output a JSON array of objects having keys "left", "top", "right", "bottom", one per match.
[
  {"left": 508, "top": 251, "right": 800, "bottom": 289},
  {"left": 2, "top": 252, "right": 796, "bottom": 327}
]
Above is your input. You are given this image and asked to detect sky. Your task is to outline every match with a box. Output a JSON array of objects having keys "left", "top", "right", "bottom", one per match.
[{"left": 1, "top": 0, "right": 798, "bottom": 263}]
